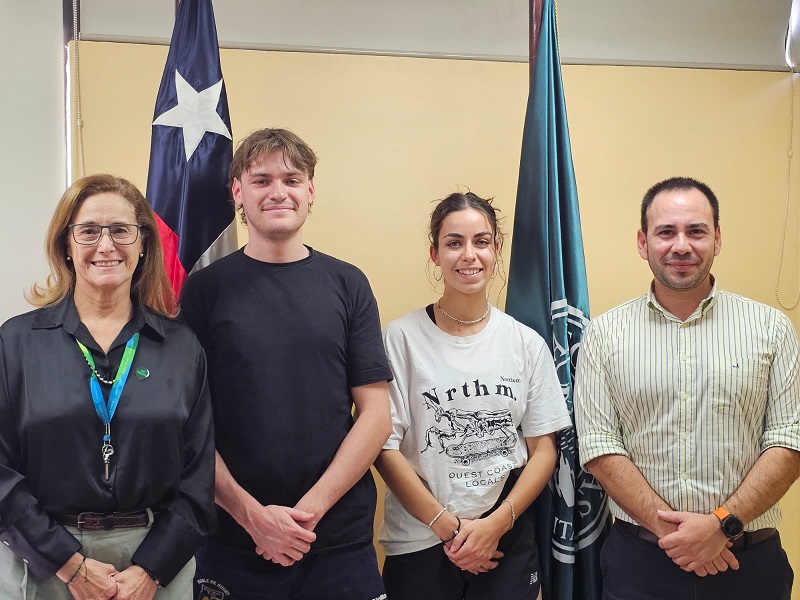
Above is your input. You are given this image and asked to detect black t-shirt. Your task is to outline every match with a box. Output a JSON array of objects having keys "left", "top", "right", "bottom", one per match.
[{"left": 181, "top": 247, "right": 391, "bottom": 551}]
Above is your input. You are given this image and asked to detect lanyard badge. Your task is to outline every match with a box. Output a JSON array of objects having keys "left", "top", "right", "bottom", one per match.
[{"left": 76, "top": 332, "right": 140, "bottom": 480}]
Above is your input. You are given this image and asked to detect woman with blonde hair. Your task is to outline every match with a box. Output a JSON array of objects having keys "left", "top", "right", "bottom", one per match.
[{"left": 0, "top": 174, "right": 214, "bottom": 600}]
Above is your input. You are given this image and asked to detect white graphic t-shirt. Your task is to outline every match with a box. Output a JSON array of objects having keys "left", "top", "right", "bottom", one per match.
[{"left": 379, "top": 307, "right": 572, "bottom": 556}]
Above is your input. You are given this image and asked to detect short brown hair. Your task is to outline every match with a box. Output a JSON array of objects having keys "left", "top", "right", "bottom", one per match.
[
  {"left": 229, "top": 128, "right": 318, "bottom": 224},
  {"left": 229, "top": 128, "right": 317, "bottom": 187},
  {"left": 28, "top": 174, "right": 176, "bottom": 316}
]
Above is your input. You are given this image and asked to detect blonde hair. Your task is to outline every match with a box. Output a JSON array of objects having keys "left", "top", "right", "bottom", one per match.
[{"left": 28, "top": 174, "right": 176, "bottom": 316}]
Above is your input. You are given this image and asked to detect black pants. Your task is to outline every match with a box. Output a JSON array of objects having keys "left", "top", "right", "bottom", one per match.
[
  {"left": 195, "top": 539, "right": 386, "bottom": 600},
  {"left": 383, "top": 504, "right": 541, "bottom": 600},
  {"left": 601, "top": 522, "right": 794, "bottom": 600}
]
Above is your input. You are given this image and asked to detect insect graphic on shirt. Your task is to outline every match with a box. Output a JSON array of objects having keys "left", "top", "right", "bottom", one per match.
[{"left": 421, "top": 398, "right": 516, "bottom": 466}]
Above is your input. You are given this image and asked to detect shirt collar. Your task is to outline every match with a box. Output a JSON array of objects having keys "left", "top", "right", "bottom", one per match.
[
  {"left": 31, "top": 295, "right": 166, "bottom": 341},
  {"left": 646, "top": 276, "right": 718, "bottom": 322}
]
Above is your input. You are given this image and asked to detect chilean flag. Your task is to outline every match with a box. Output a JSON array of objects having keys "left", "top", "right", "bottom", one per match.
[{"left": 146, "top": 0, "right": 236, "bottom": 297}]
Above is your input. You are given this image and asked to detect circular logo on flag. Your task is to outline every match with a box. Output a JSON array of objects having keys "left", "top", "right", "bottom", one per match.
[
  {"left": 550, "top": 427, "right": 609, "bottom": 563},
  {"left": 548, "top": 299, "right": 608, "bottom": 563}
]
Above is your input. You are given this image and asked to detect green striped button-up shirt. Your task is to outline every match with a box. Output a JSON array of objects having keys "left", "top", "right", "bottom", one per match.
[{"left": 575, "top": 283, "right": 800, "bottom": 530}]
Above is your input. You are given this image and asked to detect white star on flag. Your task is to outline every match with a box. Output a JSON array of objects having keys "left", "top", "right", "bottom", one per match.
[{"left": 153, "top": 70, "right": 232, "bottom": 161}]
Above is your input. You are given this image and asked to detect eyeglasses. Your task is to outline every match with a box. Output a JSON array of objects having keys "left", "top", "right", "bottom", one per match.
[{"left": 68, "top": 223, "right": 141, "bottom": 245}]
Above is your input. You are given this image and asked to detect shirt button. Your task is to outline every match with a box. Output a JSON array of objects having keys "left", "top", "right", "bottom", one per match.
[
  {"left": 682, "top": 472, "right": 689, "bottom": 480},
  {"left": 681, "top": 432, "right": 689, "bottom": 440},
  {"left": 682, "top": 355, "right": 689, "bottom": 362}
]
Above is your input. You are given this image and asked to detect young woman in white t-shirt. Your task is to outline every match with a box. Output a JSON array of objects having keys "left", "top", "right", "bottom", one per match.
[{"left": 376, "top": 192, "right": 571, "bottom": 600}]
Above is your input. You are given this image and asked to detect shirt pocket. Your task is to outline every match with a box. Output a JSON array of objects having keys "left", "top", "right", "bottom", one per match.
[{"left": 710, "top": 358, "right": 769, "bottom": 415}]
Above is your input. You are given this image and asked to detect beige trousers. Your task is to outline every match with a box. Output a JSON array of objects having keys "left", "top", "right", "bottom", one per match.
[{"left": 0, "top": 524, "right": 194, "bottom": 600}]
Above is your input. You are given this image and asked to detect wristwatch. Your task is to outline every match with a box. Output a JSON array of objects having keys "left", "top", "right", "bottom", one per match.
[{"left": 712, "top": 507, "right": 744, "bottom": 541}]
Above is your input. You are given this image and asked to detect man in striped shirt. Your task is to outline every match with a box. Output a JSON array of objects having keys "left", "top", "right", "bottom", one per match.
[{"left": 575, "top": 176, "right": 800, "bottom": 599}]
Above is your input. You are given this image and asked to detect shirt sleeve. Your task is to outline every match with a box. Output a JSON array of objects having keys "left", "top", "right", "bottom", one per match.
[
  {"left": 0, "top": 328, "right": 81, "bottom": 579},
  {"left": 131, "top": 345, "right": 216, "bottom": 585},
  {"left": 519, "top": 337, "right": 572, "bottom": 438},
  {"left": 761, "top": 311, "right": 800, "bottom": 452},
  {"left": 178, "top": 274, "right": 209, "bottom": 348},
  {"left": 382, "top": 323, "right": 411, "bottom": 451},
  {"left": 574, "top": 318, "right": 630, "bottom": 466},
  {"left": 345, "top": 272, "right": 392, "bottom": 387}
]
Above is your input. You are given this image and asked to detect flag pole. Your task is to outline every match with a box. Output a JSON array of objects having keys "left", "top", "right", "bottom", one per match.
[
  {"left": 507, "top": 1, "right": 610, "bottom": 597},
  {"left": 530, "top": 0, "right": 543, "bottom": 76}
]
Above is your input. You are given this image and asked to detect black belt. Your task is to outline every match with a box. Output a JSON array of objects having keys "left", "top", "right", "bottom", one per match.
[
  {"left": 54, "top": 509, "right": 155, "bottom": 531},
  {"left": 615, "top": 519, "right": 775, "bottom": 550}
]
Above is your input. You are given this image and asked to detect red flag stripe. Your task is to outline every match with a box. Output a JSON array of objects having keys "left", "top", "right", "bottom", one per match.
[{"left": 155, "top": 213, "right": 188, "bottom": 295}]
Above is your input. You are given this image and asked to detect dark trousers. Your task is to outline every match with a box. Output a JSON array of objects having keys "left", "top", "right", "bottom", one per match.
[
  {"left": 195, "top": 539, "right": 386, "bottom": 600},
  {"left": 382, "top": 505, "right": 541, "bottom": 600},
  {"left": 602, "top": 522, "right": 794, "bottom": 600}
]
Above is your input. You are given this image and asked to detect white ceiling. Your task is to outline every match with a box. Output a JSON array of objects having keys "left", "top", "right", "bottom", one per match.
[{"left": 79, "top": 0, "right": 794, "bottom": 71}]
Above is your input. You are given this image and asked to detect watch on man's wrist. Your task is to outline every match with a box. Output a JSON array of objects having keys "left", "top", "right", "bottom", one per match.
[{"left": 712, "top": 507, "right": 744, "bottom": 541}]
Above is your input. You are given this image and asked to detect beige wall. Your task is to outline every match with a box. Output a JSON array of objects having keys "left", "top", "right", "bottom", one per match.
[{"left": 76, "top": 41, "right": 800, "bottom": 594}]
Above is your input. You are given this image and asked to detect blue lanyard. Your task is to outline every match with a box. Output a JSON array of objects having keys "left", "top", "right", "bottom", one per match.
[{"left": 76, "top": 332, "right": 139, "bottom": 479}]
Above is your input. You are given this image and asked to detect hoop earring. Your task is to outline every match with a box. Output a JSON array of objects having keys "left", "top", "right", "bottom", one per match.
[{"left": 433, "top": 265, "right": 443, "bottom": 282}]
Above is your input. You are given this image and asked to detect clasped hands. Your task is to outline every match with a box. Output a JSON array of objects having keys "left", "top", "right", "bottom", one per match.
[
  {"left": 63, "top": 557, "right": 157, "bottom": 600},
  {"left": 247, "top": 505, "right": 508, "bottom": 574},
  {"left": 656, "top": 510, "right": 740, "bottom": 577},
  {"left": 249, "top": 503, "right": 319, "bottom": 567},
  {"left": 440, "top": 517, "right": 505, "bottom": 575}
]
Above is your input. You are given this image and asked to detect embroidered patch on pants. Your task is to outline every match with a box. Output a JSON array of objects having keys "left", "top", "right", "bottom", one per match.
[{"left": 197, "top": 578, "right": 230, "bottom": 600}]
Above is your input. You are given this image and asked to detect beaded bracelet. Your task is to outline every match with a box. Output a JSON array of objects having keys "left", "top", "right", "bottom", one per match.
[
  {"left": 442, "top": 516, "right": 462, "bottom": 543},
  {"left": 502, "top": 499, "right": 516, "bottom": 530},
  {"left": 65, "top": 555, "right": 86, "bottom": 587}
]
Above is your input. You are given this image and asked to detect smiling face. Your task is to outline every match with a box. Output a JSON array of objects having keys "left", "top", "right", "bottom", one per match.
[
  {"left": 637, "top": 187, "right": 721, "bottom": 294},
  {"left": 232, "top": 150, "right": 315, "bottom": 246},
  {"left": 68, "top": 192, "right": 143, "bottom": 300},
  {"left": 430, "top": 208, "right": 498, "bottom": 297}
]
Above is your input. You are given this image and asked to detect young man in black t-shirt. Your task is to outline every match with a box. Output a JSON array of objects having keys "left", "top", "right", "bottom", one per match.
[{"left": 181, "top": 128, "right": 392, "bottom": 600}]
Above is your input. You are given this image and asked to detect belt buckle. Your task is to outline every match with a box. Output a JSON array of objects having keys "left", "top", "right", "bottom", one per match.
[{"left": 75, "top": 512, "right": 92, "bottom": 530}]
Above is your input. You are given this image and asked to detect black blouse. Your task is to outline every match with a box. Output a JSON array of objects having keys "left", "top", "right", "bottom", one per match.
[{"left": 0, "top": 297, "right": 215, "bottom": 584}]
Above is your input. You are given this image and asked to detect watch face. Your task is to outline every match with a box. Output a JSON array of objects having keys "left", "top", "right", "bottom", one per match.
[{"left": 722, "top": 515, "right": 744, "bottom": 538}]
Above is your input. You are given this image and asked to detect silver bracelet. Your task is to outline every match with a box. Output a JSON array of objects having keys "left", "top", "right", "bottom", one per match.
[{"left": 428, "top": 506, "right": 447, "bottom": 528}]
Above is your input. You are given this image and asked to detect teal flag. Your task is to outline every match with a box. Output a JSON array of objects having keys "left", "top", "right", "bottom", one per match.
[{"left": 505, "top": 1, "right": 610, "bottom": 599}]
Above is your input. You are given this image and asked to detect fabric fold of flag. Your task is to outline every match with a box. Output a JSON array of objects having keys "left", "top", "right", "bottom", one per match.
[
  {"left": 505, "top": 1, "right": 611, "bottom": 599},
  {"left": 146, "top": 0, "right": 236, "bottom": 297}
]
